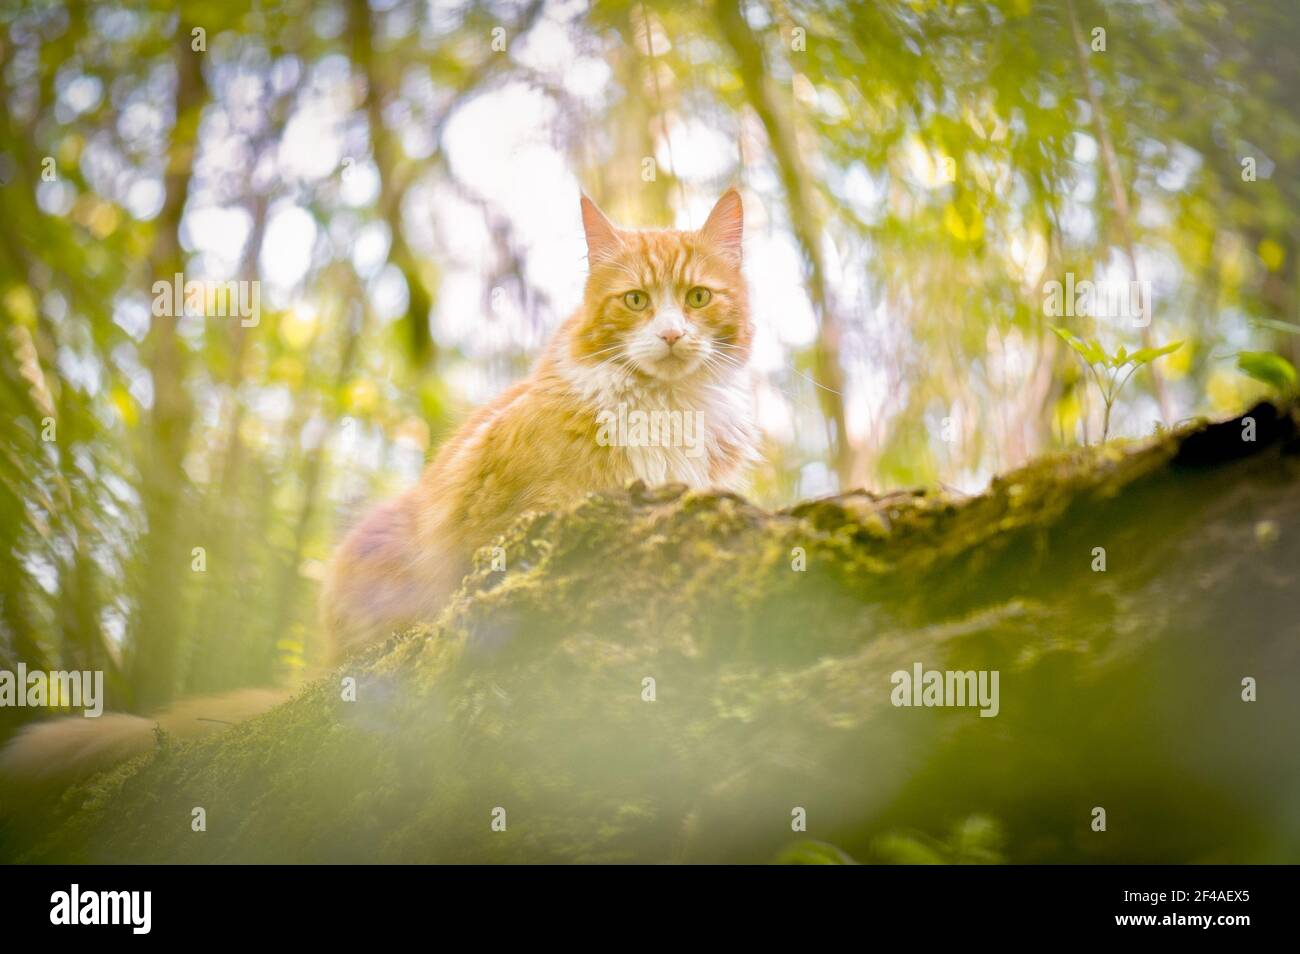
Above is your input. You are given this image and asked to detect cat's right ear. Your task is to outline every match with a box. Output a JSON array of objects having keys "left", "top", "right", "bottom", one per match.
[{"left": 580, "top": 194, "right": 621, "bottom": 264}]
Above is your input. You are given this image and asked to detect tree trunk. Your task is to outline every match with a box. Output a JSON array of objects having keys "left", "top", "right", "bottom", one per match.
[
  {"left": 716, "top": 0, "right": 854, "bottom": 488},
  {"left": 127, "top": 25, "right": 207, "bottom": 712}
]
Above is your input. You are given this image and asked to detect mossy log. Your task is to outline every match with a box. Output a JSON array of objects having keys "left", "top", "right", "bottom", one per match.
[{"left": 7, "top": 403, "right": 1300, "bottom": 863}]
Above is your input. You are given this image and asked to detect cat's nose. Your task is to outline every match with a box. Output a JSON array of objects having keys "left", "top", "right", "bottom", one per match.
[{"left": 658, "top": 328, "right": 685, "bottom": 346}]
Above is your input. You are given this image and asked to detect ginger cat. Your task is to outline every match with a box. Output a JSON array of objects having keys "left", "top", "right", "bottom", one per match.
[
  {"left": 321, "top": 189, "right": 759, "bottom": 656},
  {"left": 0, "top": 191, "right": 758, "bottom": 793}
]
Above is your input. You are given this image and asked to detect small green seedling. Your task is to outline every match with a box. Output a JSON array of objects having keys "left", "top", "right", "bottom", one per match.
[{"left": 1051, "top": 326, "right": 1181, "bottom": 442}]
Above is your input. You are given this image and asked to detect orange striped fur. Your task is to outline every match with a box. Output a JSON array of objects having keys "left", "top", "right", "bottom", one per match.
[{"left": 321, "top": 190, "right": 759, "bottom": 656}]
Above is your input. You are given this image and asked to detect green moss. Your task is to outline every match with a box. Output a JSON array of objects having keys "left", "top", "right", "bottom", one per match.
[{"left": 7, "top": 403, "right": 1299, "bottom": 863}]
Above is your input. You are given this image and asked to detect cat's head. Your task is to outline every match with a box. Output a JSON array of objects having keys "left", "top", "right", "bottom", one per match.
[{"left": 571, "top": 190, "right": 751, "bottom": 384}]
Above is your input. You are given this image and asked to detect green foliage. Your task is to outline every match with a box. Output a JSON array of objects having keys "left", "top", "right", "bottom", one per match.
[
  {"left": 1051, "top": 328, "right": 1182, "bottom": 442},
  {"left": 13, "top": 406, "right": 1295, "bottom": 863},
  {"left": 774, "top": 841, "right": 859, "bottom": 865},
  {"left": 1236, "top": 351, "right": 1298, "bottom": 395},
  {"left": 872, "top": 816, "right": 1005, "bottom": 865}
]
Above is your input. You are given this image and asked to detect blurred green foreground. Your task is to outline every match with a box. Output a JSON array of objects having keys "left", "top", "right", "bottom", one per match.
[{"left": 4, "top": 403, "right": 1296, "bottom": 863}]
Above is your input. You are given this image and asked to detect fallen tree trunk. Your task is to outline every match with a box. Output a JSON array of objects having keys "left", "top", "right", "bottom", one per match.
[{"left": 6, "top": 403, "right": 1299, "bottom": 863}]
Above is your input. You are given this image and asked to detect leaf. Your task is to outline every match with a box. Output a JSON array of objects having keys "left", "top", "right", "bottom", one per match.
[
  {"left": 1127, "top": 340, "right": 1183, "bottom": 365},
  {"left": 1050, "top": 326, "right": 1104, "bottom": 364},
  {"left": 1049, "top": 325, "right": 1077, "bottom": 347},
  {"left": 774, "top": 840, "right": 858, "bottom": 865},
  {"left": 1236, "top": 351, "right": 1298, "bottom": 393},
  {"left": 870, "top": 832, "right": 949, "bottom": 865},
  {"left": 1249, "top": 317, "right": 1300, "bottom": 336}
]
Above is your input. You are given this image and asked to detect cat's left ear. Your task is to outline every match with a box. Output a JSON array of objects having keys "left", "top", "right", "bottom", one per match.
[{"left": 701, "top": 188, "right": 743, "bottom": 261}]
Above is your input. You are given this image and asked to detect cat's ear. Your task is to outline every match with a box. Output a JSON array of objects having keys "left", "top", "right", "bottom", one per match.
[
  {"left": 580, "top": 194, "right": 622, "bottom": 264},
  {"left": 701, "top": 188, "right": 743, "bottom": 260}
]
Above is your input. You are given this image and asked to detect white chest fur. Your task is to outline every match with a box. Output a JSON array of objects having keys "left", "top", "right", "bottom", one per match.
[{"left": 563, "top": 359, "right": 757, "bottom": 489}]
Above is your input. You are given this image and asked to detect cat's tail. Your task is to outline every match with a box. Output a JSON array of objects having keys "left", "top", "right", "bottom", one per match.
[
  {"left": 322, "top": 490, "right": 464, "bottom": 659},
  {"left": 0, "top": 688, "right": 289, "bottom": 794}
]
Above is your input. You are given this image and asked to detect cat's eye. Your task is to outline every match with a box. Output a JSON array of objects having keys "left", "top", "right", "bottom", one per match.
[
  {"left": 623, "top": 290, "right": 649, "bottom": 311},
  {"left": 686, "top": 286, "right": 712, "bottom": 308}
]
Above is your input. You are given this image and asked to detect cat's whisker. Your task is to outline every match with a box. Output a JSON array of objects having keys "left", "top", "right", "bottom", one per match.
[
  {"left": 697, "top": 353, "right": 744, "bottom": 381},
  {"left": 580, "top": 343, "right": 630, "bottom": 361},
  {"left": 702, "top": 350, "right": 744, "bottom": 370}
]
